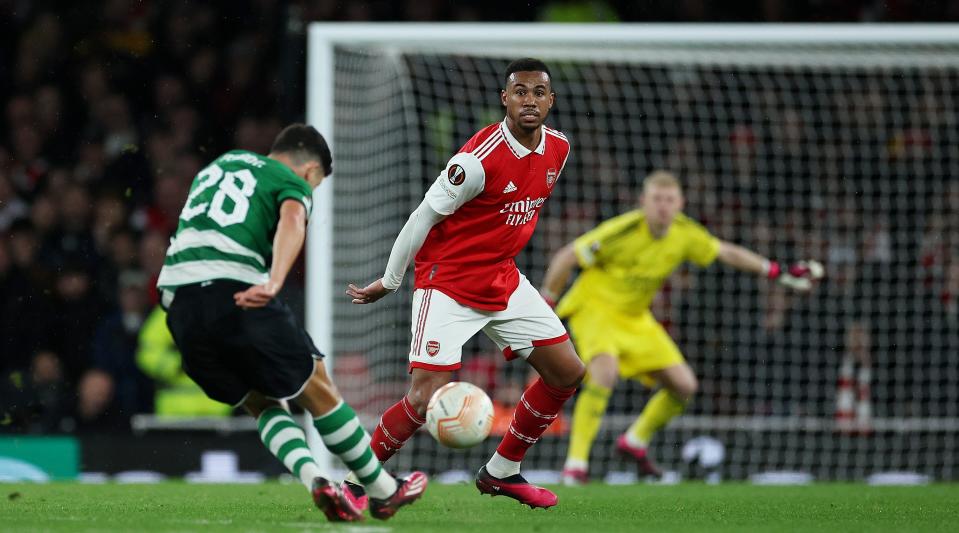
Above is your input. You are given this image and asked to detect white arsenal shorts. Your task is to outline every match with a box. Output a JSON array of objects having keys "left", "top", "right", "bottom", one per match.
[{"left": 408, "top": 275, "right": 569, "bottom": 372}]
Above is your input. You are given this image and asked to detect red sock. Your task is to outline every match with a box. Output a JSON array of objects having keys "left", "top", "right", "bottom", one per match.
[
  {"left": 370, "top": 397, "right": 425, "bottom": 462},
  {"left": 496, "top": 378, "right": 576, "bottom": 462}
]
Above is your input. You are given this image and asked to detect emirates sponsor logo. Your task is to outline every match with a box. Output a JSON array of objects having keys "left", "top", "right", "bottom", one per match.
[{"left": 500, "top": 196, "right": 546, "bottom": 226}]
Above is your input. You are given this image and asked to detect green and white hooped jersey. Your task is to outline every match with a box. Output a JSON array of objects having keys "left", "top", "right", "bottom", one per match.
[{"left": 157, "top": 150, "right": 313, "bottom": 302}]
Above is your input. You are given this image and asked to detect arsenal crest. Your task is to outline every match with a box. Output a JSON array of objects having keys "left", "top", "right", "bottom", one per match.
[
  {"left": 546, "top": 168, "right": 558, "bottom": 188},
  {"left": 448, "top": 164, "right": 466, "bottom": 186},
  {"left": 426, "top": 340, "right": 441, "bottom": 356}
]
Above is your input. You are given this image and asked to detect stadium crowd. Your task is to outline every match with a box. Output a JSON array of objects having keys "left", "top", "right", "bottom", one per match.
[{"left": 1, "top": 1, "right": 957, "bottom": 435}]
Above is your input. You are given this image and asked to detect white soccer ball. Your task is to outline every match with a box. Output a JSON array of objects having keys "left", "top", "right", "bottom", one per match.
[{"left": 425, "top": 382, "right": 494, "bottom": 449}]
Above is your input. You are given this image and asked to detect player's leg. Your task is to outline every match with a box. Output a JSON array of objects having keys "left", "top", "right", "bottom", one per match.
[
  {"left": 294, "top": 362, "right": 397, "bottom": 499},
  {"left": 475, "top": 339, "right": 583, "bottom": 508},
  {"left": 494, "top": 340, "right": 586, "bottom": 477},
  {"left": 493, "top": 342, "right": 585, "bottom": 480},
  {"left": 624, "top": 362, "right": 697, "bottom": 448},
  {"left": 370, "top": 368, "right": 451, "bottom": 461},
  {"left": 242, "top": 392, "right": 328, "bottom": 491},
  {"left": 166, "top": 282, "right": 364, "bottom": 521},
  {"left": 563, "top": 352, "right": 617, "bottom": 484},
  {"left": 239, "top": 368, "right": 369, "bottom": 523},
  {"left": 238, "top": 293, "right": 425, "bottom": 520},
  {"left": 346, "top": 367, "right": 446, "bottom": 514},
  {"left": 369, "top": 288, "right": 476, "bottom": 462},
  {"left": 291, "top": 362, "right": 426, "bottom": 519},
  {"left": 560, "top": 307, "right": 621, "bottom": 484},
  {"left": 248, "top": 395, "right": 363, "bottom": 523},
  {"left": 616, "top": 316, "right": 693, "bottom": 476},
  {"left": 477, "top": 276, "right": 584, "bottom": 507}
]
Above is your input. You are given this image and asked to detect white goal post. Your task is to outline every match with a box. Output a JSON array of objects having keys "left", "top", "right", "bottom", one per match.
[{"left": 306, "top": 23, "right": 959, "bottom": 481}]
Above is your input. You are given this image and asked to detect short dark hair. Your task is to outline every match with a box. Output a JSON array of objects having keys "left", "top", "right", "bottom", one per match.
[
  {"left": 503, "top": 58, "right": 552, "bottom": 87},
  {"left": 270, "top": 123, "right": 333, "bottom": 176}
]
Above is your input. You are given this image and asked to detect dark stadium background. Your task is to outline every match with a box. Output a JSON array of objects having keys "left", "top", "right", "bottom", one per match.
[{"left": 1, "top": 0, "right": 957, "bottom": 479}]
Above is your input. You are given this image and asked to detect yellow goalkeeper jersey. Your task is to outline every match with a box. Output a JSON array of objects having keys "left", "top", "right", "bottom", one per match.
[{"left": 556, "top": 210, "right": 720, "bottom": 318}]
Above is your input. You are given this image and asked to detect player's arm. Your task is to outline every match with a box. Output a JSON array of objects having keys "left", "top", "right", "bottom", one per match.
[
  {"left": 347, "top": 151, "right": 485, "bottom": 304},
  {"left": 347, "top": 200, "right": 447, "bottom": 304},
  {"left": 716, "top": 241, "right": 824, "bottom": 292},
  {"left": 234, "top": 200, "right": 306, "bottom": 308},
  {"left": 540, "top": 215, "right": 632, "bottom": 306},
  {"left": 540, "top": 243, "right": 578, "bottom": 307}
]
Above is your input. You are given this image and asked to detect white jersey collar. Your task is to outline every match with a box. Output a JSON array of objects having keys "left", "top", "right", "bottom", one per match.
[{"left": 499, "top": 119, "right": 546, "bottom": 158}]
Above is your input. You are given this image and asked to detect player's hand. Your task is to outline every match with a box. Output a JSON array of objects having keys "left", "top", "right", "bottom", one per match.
[
  {"left": 768, "top": 260, "right": 824, "bottom": 292},
  {"left": 234, "top": 280, "right": 281, "bottom": 309},
  {"left": 347, "top": 278, "right": 393, "bottom": 304}
]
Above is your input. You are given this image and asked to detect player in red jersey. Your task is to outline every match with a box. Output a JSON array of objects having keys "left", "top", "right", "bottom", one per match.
[{"left": 347, "top": 58, "right": 584, "bottom": 509}]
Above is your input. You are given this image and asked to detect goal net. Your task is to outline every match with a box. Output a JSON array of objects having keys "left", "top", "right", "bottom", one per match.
[{"left": 308, "top": 24, "right": 959, "bottom": 482}]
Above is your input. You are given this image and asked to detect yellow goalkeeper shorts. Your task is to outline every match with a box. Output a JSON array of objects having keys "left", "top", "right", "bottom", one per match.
[{"left": 567, "top": 305, "right": 685, "bottom": 388}]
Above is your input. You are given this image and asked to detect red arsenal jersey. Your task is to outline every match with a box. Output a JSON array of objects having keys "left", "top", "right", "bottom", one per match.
[{"left": 414, "top": 120, "right": 571, "bottom": 311}]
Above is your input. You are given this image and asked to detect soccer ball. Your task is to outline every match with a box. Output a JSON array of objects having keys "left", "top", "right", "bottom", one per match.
[{"left": 425, "top": 382, "right": 494, "bottom": 449}]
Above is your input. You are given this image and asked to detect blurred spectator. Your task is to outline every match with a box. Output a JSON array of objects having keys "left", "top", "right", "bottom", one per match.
[
  {"left": 50, "top": 263, "right": 101, "bottom": 381},
  {"left": 97, "top": 227, "right": 141, "bottom": 306},
  {"left": 9, "top": 122, "right": 49, "bottom": 196},
  {"left": 35, "top": 85, "right": 71, "bottom": 164},
  {"left": 73, "top": 136, "right": 108, "bottom": 184},
  {"left": 52, "top": 182, "right": 98, "bottom": 269},
  {"left": 94, "top": 94, "right": 139, "bottom": 160},
  {"left": 1, "top": 220, "right": 54, "bottom": 372},
  {"left": 0, "top": 0, "right": 956, "bottom": 440},
  {"left": 141, "top": 174, "right": 188, "bottom": 235},
  {"left": 139, "top": 230, "right": 169, "bottom": 304},
  {"left": 0, "top": 174, "right": 28, "bottom": 231},
  {"left": 80, "top": 270, "right": 155, "bottom": 431},
  {"left": 135, "top": 306, "right": 232, "bottom": 417},
  {"left": 0, "top": 349, "right": 72, "bottom": 434},
  {"left": 92, "top": 192, "right": 128, "bottom": 255},
  {"left": 75, "top": 369, "right": 117, "bottom": 430}
]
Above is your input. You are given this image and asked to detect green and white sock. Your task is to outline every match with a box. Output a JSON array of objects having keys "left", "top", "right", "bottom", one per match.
[
  {"left": 314, "top": 401, "right": 398, "bottom": 499},
  {"left": 258, "top": 407, "right": 323, "bottom": 489}
]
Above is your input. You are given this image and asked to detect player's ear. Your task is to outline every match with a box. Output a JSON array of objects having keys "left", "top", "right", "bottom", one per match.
[
  {"left": 500, "top": 89, "right": 507, "bottom": 107},
  {"left": 304, "top": 162, "right": 323, "bottom": 186},
  {"left": 314, "top": 161, "right": 327, "bottom": 179},
  {"left": 548, "top": 91, "right": 555, "bottom": 110}
]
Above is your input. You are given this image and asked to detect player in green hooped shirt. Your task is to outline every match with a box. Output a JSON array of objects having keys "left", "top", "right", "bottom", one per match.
[{"left": 157, "top": 124, "right": 427, "bottom": 521}]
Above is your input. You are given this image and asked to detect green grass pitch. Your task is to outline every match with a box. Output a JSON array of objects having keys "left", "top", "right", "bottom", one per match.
[{"left": 2, "top": 482, "right": 958, "bottom": 532}]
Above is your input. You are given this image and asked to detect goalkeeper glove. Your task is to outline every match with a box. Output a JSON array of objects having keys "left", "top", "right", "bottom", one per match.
[{"left": 766, "top": 260, "right": 824, "bottom": 291}]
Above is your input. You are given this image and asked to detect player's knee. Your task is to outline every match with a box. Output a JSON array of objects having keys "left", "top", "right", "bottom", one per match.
[
  {"left": 406, "top": 384, "right": 438, "bottom": 415},
  {"left": 306, "top": 361, "right": 338, "bottom": 390},
  {"left": 569, "top": 360, "right": 587, "bottom": 388},
  {"left": 407, "top": 372, "right": 450, "bottom": 414},
  {"left": 243, "top": 394, "right": 280, "bottom": 417},
  {"left": 588, "top": 355, "right": 618, "bottom": 389},
  {"left": 674, "top": 375, "right": 698, "bottom": 401},
  {"left": 293, "top": 366, "right": 343, "bottom": 415},
  {"left": 550, "top": 358, "right": 585, "bottom": 390},
  {"left": 309, "top": 366, "right": 342, "bottom": 399}
]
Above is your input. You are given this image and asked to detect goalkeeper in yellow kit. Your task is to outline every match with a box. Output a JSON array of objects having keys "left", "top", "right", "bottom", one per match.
[{"left": 540, "top": 171, "right": 822, "bottom": 484}]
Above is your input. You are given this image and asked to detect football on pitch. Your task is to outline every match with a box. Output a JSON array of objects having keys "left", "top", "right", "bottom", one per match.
[{"left": 425, "top": 381, "right": 494, "bottom": 449}]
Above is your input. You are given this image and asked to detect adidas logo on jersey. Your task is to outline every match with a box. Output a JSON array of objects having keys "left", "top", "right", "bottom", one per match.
[{"left": 503, "top": 181, "right": 517, "bottom": 193}]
